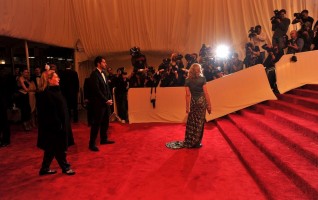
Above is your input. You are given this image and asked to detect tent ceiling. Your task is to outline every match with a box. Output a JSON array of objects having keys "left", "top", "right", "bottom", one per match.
[{"left": 1, "top": 0, "right": 317, "bottom": 66}]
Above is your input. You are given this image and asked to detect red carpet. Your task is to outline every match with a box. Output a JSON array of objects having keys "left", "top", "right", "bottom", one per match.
[
  {"left": 1, "top": 84, "right": 317, "bottom": 200},
  {"left": 0, "top": 122, "right": 263, "bottom": 200}
]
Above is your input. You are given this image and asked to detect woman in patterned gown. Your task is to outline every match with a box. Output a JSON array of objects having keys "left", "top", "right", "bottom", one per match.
[{"left": 166, "top": 63, "right": 211, "bottom": 149}]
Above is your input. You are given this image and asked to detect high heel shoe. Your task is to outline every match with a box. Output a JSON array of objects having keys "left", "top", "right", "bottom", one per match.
[{"left": 23, "top": 122, "right": 31, "bottom": 131}]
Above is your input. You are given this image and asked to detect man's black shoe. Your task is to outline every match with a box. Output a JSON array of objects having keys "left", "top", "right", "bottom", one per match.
[
  {"left": 89, "top": 145, "right": 99, "bottom": 151},
  {"left": 62, "top": 169, "right": 76, "bottom": 176},
  {"left": 100, "top": 140, "right": 115, "bottom": 145},
  {"left": 39, "top": 169, "right": 57, "bottom": 176}
]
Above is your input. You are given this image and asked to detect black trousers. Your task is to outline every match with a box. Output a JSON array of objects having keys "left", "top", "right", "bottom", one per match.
[
  {"left": 115, "top": 93, "right": 128, "bottom": 121},
  {"left": 266, "top": 67, "right": 279, "bottom": 92},
  {"left": 67, "top": 97, "right": 78, "bottom": 122},
  {"left": 86, "top": 103, "right": 93, "bottom": 126},
  {"left": 89, "top": 107, "right": 109, "bottom": 146},
  {"left": 41, "top": 148, "right": 70, "bottom": 171},
  {"left": 0, "top": 97, "right": 10, "bottom": 144}
]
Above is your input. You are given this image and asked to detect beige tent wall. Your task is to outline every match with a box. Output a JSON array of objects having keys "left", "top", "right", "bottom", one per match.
[
  {"left": 128, "top": 64, "right": 278, "bottom": 123},
  {"left": 1, "top": 0, "right": 318, "bottom": 67},
  {"left": 276, "top": 50, "right": 318, "bottom": 93}
]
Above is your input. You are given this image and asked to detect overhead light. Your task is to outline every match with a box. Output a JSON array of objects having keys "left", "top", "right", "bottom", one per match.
[{"left": 29, "top": 56, "right": 35, "bottom": 59}]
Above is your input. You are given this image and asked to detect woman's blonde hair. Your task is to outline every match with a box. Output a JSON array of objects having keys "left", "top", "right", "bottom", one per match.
[
  {"left": 39, "top": 70, "right": 55, "bottom": 91},
  {"left": 187, "top": 63, "right": 203, "bottom": 79}
]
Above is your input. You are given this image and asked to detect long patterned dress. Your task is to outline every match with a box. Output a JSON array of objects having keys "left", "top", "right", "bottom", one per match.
[{"left": 166, "top": 76, "right": 207, "bottom": 149}]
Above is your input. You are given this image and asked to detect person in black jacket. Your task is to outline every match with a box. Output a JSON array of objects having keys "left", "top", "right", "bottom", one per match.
[
  {"left": 0, "top": 67, "right": 11, "bottom": 147},
  {"left": 37, "top": 70, "right": 75, "bottom": 176},
  {"left": 113, "top": 67, "right": 129, "bottom": 123},
  {"left": 59, "top": 62, "right": 80, "bottom": 123},
  {"left": 88, "top": 56, "right": 114, "bottom": 152}
]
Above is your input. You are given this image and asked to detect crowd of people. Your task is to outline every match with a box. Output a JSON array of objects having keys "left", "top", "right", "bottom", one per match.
[{"left": 108, "top": 9, "right": 318, "bottom": 95}]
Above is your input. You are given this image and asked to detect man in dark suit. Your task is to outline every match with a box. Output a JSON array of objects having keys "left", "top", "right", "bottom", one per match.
[
  {"left": 59, "top": 62, "right": 80, "bottom": 123},
  {"left": 89, "top": 56, "right": 115, "bottom": 152}
]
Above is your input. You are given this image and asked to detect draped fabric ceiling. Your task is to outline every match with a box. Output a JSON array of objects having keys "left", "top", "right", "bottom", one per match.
[{"left": 1, "top": 0, "right": 318, "bottom": 68}]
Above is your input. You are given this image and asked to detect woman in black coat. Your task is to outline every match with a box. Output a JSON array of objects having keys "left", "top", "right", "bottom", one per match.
[{"left": 36, "top": 70, "right": 75, "bottom": 176}]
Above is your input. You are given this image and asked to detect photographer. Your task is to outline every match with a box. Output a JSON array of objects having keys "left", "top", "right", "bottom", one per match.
[
  {"left": 263, "top": 44, "right": 284, "bottom": 69},
  {"left": 226, "top": 53, "right": 243, "bottom": 74},
  {"left": 250, "top": 25, "right": 266, "bottom": 63},
  {"left": 185, "top": 53, "right": 198, "bottom": 69},
  {"left": 292, "top": 10, "right": 314, "bottom": 29},
  {"left": 298, "top": 22, "right": 314, "bottom": 52},
  {"left": 128, "top": 71, "right": 144, "bottom": 88},
  {"left": 243, "top": 42, "right": 262, "bottom": 68},
  {"left": 113, "top": 67, "right": 129, "bottom": 123},
  {"left": 271, "top": 9, "right": 291, "bottom": 50},
  {"left": 130, "top": 46, "right": 147, "bottom": 73},
  {"left": 262, "top": 44, "right": 284, "bottom": 93},
  {"left": 173, "top": 53, "right": 188, "bottom": 86},
  {"left": 312, "top": 25, "right": 318, "bottom": 50},
  {"left": 199, "top": 44, "right": 214, "bottom": 68},
  {"left": 144, "top": 66, "right": 160, "bottom": 88},
  {"left": 160, "top": 54, "right": 179, "bottom": 87},
  {"left": 286, "top": 30, "right": 304, "bottom": 54}
]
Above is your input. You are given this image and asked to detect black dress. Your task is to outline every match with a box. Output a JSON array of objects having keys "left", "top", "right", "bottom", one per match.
[{"left": 166, "top": 77, "right": 207, "bottom": 149}]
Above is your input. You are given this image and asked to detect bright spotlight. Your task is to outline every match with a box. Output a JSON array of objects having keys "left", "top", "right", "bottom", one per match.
[{"left": 215, "top": 45, "right": 230, "bottom": 59}]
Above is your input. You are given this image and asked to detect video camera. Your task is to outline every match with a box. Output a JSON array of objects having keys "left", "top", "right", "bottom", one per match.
[
  {"left": 175, "top": 53, "right": 183, "bottom": 61},
  {"left": 270, "top": 9, "right": 280, "bottom": 22},
  {"left": 130, "top": 46, "right": 141, "bottom": 57},
  {"left": 293, "top": 12, "right": 302, "bottom": 19}
]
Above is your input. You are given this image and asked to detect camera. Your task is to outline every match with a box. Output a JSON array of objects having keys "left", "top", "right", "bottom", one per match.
[
  {"left": 130, "top": 46, "right": 141, "bottom": 57},
  {"left": 163, "top": 58, "right": 171, "bottom": 65},
  {"left": 248, "top": 27, "right": 257, "bottom": 38},
  {"left": 293, "top": 12, "right": 302, "bottom": 19},
  {"left": 270, "top": 9, "right": 280, "bottom": 21},
  {"left": 117, "top": 67, "right": 127, "bottom": 75},
  {"left": 290, "top": 55, "right": 297, "bottom": 62},
  {"left": 175, "top": 53, "right": 183, "bottom": 61},
  {"left": 245, "top": 42, "right": 254, "bottom": 50},
  {"left": 185, "top": 54, "right": 194, "bottom": 62}
]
